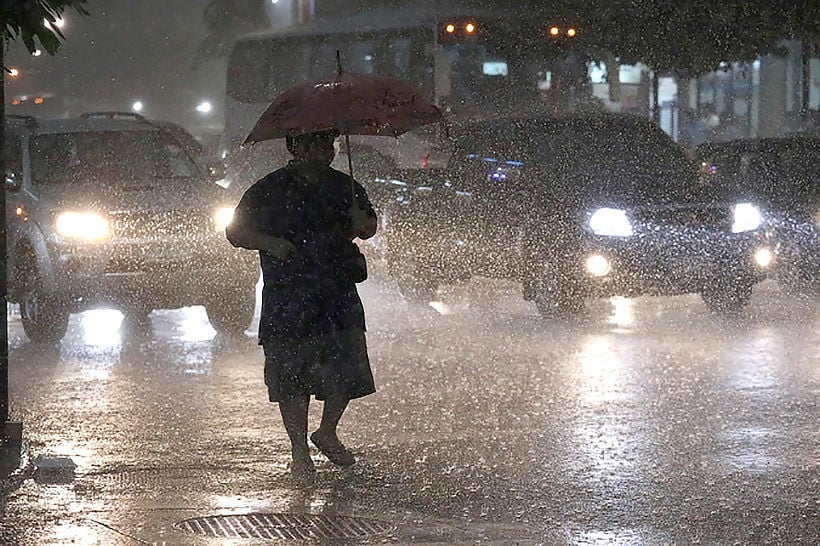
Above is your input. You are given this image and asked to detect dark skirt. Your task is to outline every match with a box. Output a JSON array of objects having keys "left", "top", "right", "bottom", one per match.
[{"left": 262, "top": 327, "right": 375, "bottom": 402}]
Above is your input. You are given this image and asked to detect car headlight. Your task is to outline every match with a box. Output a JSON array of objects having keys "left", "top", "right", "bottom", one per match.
[
  {"left": 589, "top": 208, "right": 634, "bottom": 237},
  {"left": 55, "top": 211, "right": 110, "bottom": 241},
  {"left": 732, "top": 203, "right": 762, "bottom": 233},
  {"left": 214, "top": 207, "right": 234, "bottom": 231}
]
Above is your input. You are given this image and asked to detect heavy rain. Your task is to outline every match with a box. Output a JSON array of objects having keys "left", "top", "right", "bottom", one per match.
[{"left": 0, "top": 1, "right": 818, "bottom": 544}]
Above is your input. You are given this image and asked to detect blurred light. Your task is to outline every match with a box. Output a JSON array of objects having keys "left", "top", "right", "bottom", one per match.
[
  {"left": 465, "top": 22, "right": 476, "bottom": 34},
  {"left": 33, "top": 97, "right": 44, "bottom": 105},
  {"left": 732, "top": 203, "right": 762, "bottom": 233},
  {"left": 270, "top": 0, "right": 280, "bottom": 4},
  {"left": 428, "top": 301, "right": 452, "bottom": 315},
  {"left": 15, "top": 206, "right": 24, "bottom": 217},
  {"left": 80, "top": 309, "right": 123, "bottom": 347},
  {"left": 214, "top": 207, "right": 234, "bottom": 230},
  {"left": 608, "top": 296, "right": 634, "bottom": 328},
  {"left": 196, "top": 100, "right": 213, "bottom": 114},
  {"left": 8, "top": 68, "right": 19, "bottom": 77},
  {"left": 445, "top": 23, "right": 455, "bottom": 33},
  {"left": 44, "top": 17, "right": 65, "bottom": 29},
  {"left": 11, "top": 99, "right": 21, "bottom": 106},
  {"left": 550, "top": 26, "right": 560, "bottom": 36},
  {"left": 567, "top": 28, "right": 577, "bottom": 37},
  {"left": 55, "top": 211, "right": 110, "bottom": 241},
  {"left": 586, "top": 254, "right": 611, "bottom": 277},
  {"left": 754, "top": 248, "right": 773, "bottom": 268},
  {"left": 132, "top": 100, "right": 144, "bottom": 112},
  {"left": 488, "top": 170, "right": 507, "bottom": 182},
  {"left": 589, "top": 208, "right": 634, "bottom": 237},
  {"left": 32, "top": 49, "right": 42, "bottom": 57}
]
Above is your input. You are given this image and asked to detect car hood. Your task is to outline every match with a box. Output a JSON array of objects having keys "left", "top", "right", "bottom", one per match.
[
  {"left": 453, "top": 161, "right": 723, "bottom": 211},
  {"left": 38, "top": 177, "right": 231, "bottom": 213}
]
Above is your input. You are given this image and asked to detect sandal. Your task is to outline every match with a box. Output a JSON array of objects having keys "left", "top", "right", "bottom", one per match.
[{"left": 310, "top": 432, "right": 356, "bottom": 467}]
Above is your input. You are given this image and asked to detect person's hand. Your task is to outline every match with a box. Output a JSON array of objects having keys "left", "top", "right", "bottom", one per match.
[
  {"left": 349, "top": 203, "right": 377, "bottom": 239},
  {"left": 349, "top": 203, "right": 369, "bottom": 228},
  {"left": 263, "top": 236, "right": 297, "bottom": 259}
]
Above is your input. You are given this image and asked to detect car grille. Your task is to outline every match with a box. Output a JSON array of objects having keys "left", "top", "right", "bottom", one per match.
[
  {"left": 109, "top": 210, "right": 212, "bottom": 239},
  {"left": 633, "top": 207, "right": 731, "bottom": 232}
]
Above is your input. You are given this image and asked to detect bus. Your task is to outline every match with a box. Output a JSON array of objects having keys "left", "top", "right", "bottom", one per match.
[{"left": 221, "top": 5, "right": 592, "bottom": 191}]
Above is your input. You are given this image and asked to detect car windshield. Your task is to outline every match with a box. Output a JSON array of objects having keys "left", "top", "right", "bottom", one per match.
[
  {"left": 453, "top": 117, "right": 702, "bottom": 203},
  {"left": 30, "top": 131, "right": 201, "bottom": 185}
]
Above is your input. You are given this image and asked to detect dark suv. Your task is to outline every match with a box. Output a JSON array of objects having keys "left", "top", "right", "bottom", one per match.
[
  {"left": 388, "top": 115, "right": 773, "bottom": 315},
  {"left": 4, "top": 113, "right": 259, "bottom": 342}
]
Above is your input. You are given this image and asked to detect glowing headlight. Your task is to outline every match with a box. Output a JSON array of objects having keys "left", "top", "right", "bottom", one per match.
[
  {"left": 585, "top": 254, "right": 612, "bottom": 277},
  {"left": 55, "top": 211, "right": 109, "bottom": 241},
  {"left": 589, "top": 208, "right": 633, "bottom": 237},
  {"left": 732, "top": 203, "right": 762, "bottom": 233},
  {"left": 754, "top": 248, "right": 774, "bottom": 268},
  {"left": 214, "top": 207, "right": 234, "bottom": 230}
]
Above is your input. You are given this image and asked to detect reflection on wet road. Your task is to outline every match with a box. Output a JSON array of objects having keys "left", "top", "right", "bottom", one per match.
[{"left": 3, "top": 279, "right": 818, "bottom": 545}]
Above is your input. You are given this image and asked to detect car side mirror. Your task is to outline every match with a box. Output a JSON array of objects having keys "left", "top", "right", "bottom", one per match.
[
  {"left": 206, "top": 161, "right": 226, "bottom": 182},
  {"left": 5, "top": 170, "right": 21, "bottom": 192}
]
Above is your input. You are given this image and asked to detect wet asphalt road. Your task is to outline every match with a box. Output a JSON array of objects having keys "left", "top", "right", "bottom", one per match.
[{"left": 1, "top": 276, "right": 818, "bottom": 545}]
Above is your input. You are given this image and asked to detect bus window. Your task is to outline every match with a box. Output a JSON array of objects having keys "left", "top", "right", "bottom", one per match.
[
  {"left": 227, "top": 38, "right": 312, "bottom": 103},
  {"left": 436, "top": 43, "right": 543, "bottom": 111},
  {"left": 347, "top": 40, "right": 376, "bottom": 75},
  {"left": 311, "top": 42, "right": 339, "bottom": 77}
]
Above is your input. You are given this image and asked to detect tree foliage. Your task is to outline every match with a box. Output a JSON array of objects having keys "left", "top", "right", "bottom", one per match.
[
  {"left": 195, "top": 0, "right": 269, "bottom": 66},
  {"left": 1, "top": 0, "right": 89, "bottom": 55},
  {"left": 574, "top": 0, "right": 818, "bottom": 76}
]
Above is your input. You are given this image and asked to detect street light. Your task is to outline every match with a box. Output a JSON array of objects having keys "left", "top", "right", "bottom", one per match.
[
  {"left": 32, "top": 49, "right": 42, "bottom": 57},
  {"left": 132, "top": 101, "right": 144, "bottom": 113},
  {"left": 196, "top": 100, "right": 213, "bottom": 114},
  {"left": 7, "top": 68, "right": 19, "bottom": 77}
]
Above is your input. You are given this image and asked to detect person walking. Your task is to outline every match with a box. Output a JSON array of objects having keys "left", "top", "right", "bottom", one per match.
[{"left": 226, "top": 129, "right": 377, "bottom": 479}]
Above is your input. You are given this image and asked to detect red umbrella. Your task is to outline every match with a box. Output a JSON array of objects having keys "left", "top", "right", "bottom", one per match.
[{"left": 244, "top": 71, "right": 443, "bottom": 144}]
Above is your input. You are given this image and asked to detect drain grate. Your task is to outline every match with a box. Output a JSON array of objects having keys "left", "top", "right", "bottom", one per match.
[{"left": 174, "top": 513, "right": 392, "bottom": 541}]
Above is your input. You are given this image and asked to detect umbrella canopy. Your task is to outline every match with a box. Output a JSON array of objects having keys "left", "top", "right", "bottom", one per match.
[{"left": 244, "top": 71, "right": 443, "bottom": 144}]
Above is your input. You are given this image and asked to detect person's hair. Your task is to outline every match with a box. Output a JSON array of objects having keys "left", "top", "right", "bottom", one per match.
[{"left": 286, "top": 130, "right": 340, "bottom": 155}]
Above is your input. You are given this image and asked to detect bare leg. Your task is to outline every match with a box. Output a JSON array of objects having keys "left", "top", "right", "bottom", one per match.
[
  {"left": 278, "top": 395, "right": 313, "bottom": 473},
  {"left": 311, "top": 395, "right": 356, "bottom": 466},
  {"left": 317, "top": 395, "right": 349, "bottom": 437}
]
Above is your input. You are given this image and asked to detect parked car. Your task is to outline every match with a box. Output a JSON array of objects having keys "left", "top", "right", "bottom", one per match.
[
  {"left": 695, "top": 136, "right": 819, "bottom": 293},
  {"left": 4, "top": 112, "right": 259, "bottom": 342},
  {"left": 388, "top": 114, "right": 774, "bottom": 315}
]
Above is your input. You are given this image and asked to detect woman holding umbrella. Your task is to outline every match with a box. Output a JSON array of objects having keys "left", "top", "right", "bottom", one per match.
[
  {"left": 227, "top": 129, "right": 378, "bottom": 478},
  {"left": 226, "top": 65, "right": 441, "bottom": 479}
]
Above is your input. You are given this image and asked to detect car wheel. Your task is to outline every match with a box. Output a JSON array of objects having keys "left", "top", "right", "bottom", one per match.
[
  {"left": 701, "top": 283, "right": 753, "bottom": 314},
  {"left": 19, "top": 264, "right": 69, "bottom": 343},
  {"left": 206, "top": 289, "right": 256, "bottom": 336}
]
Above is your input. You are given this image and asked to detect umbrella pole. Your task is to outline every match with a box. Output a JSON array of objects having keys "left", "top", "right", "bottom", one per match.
[
  {"left": 336, "top": 50, "right": 355, "bottom": 200},
  {"left": 345, "top": 131, "right": 356, "bottom": 202}
]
